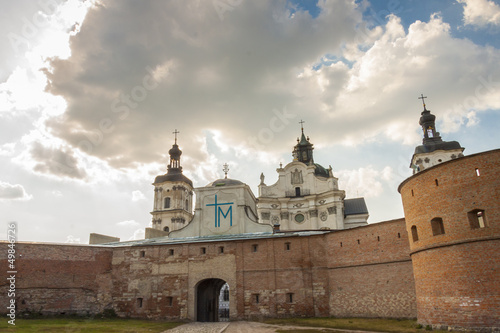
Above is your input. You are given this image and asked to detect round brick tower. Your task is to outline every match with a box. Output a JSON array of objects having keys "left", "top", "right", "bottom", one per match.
[{"left": 398, "top": 149, "right": 500, "bottom": 331}]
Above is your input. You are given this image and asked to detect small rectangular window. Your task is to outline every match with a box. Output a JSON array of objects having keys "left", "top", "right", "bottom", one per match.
[
  {"left": 435, "top": 179, "right": 439, "bottom": 186},
  {"left": 140, "top": 250, "right": 145, "bottom": 258},
  {"left": 219, "top": 246, "right": 224, "bottom": 254},
  {"left": 137, "top": 298, "right": 143, "bottom": 308},
  {"left": 166, "top": 296, "right": 173, "bottom": 307},
  {"left": 411, "top": 225, "right": 419, "bottom": 242},
  {"left": 286, "top": 293, "right": 294, "bottom": 303},
  {"left": 253, "top": 294, "right": 260, "bottom": 304},
  {"left": 431, "top": 218, "right": 445, "bottom": 236},
  {"left": 468, "top": 209, "right": 486, "bottom": 229},
  {"left": 201, "top": 247, "right": 206, "bottom": 254},
  {"left": 357, "top": 239, "right": 360, "bottom": 244},
  {"left": 252, "top": 244, "right": 258, "bottom": 252},
  {"left": 285, "top": 242, "right": 291, "bottom": 251},
  {"left": 377, "top": 236, "right": 380, "bottom": 242},
  {"left": 168, "top": 249, "right": 174, "bottom": 256},
  {"left": 475, "top": 168, "right": 480, "bottom": 176},
  {"left": 340, "top": 242, "right": 342, "bottom": 247}
]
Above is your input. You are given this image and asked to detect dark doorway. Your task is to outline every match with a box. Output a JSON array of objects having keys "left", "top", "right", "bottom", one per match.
[
  {"left": 196, "top": 278, "right": 227, "bottom": 322},
  {"left": 295, "top": 187, "right": 301, "bottom": 197}
]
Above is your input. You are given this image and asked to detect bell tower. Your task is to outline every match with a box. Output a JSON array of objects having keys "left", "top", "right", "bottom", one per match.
[
  {"left": 292, "top": 120, "right": 314, "bottom": 165},
  {"left": 410, "top": 95, "right": 464, "bottom": 174},
  {"left": 150, "top": 130, "right": 194, "bottom": 233}
]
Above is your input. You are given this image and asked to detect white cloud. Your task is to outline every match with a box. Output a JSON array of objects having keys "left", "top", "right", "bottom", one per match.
[
  {"left": 458, "top": 0, "right": 500, "bottom": 27},
  {"left": 116, "top": 220, "right": 141, "bottom": 228},
  {"left": 128, "top": 228, "right": 145, "bottom": 241},
  {"left": 131, "top": 190, "right": 146, "bottom": 202},
  {"left": 0, "top": 143, "right": 16, "bottom": 156},
  {"left": 64, "top": 235, "right": 81, "bottom": 244},
  {"left": 336, "top": 166, "right": 385, "bottom": 198},
  {"left": 0, "top": 181, "right": 32, "bottom": 201}
]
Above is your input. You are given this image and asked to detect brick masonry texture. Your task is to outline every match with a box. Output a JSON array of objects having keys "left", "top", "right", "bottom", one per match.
[
  {"left": 0, "top": 244, "right": 113, "bottom": 315},
  {"left": 399, "top": 149, "right": 500, "bottom": 331},
  {"left": 0, "top": 219, "right": 416, "bottom": 321}
]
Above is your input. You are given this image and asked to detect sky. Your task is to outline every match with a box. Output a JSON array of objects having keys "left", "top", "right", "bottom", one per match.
[{"left": 1, "top": 0, "right": 499, "bottom": 244}]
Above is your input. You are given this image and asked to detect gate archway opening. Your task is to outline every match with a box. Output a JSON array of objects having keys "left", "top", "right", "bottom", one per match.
[{"left": 196, "top": 278, "right": 228, "bottom": 322}]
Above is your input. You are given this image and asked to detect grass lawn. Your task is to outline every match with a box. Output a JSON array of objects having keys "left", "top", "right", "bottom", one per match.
[
  {"left": 264, "top": 317, "right": 470, "bottom": 333},
  {"left": 0, "top": 317, "right": 183, "bottom": 333}
]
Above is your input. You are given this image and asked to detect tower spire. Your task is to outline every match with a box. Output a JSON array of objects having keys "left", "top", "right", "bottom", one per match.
[
  {"left": 292, "top": 120, "right": 314, "bottom": 164},
  {"left": 418, "top": 94, "right": 428, "bottom": 111},
  {"left": 173, "top": 129, "right": 180, "bottom": 144},
  {"left": 168, "top": 130, "right": 182, "bottom": 170}
]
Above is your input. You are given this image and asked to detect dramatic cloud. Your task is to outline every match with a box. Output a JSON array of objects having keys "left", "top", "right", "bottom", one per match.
[
  {"left": 41, "top": 3, "right": 500, "bottom": 181},
  {"left": 458, "top": 0, "right": 500, "bottom": 27},
  {"left": 0, "top": 181, "right": 32, "bottom": 200},
  {"left": 29, "top": 142, "right": 87, "bottom": 179}
]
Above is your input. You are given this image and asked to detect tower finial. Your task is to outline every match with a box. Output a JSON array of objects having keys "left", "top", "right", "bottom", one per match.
[
  {"left": 299, "top": 119, "right": 305, "bottom": 133},
  {"left": 418, "top": 94, "right": 428, "bottom": 111},
  {"left": 222, "top": 163, "right": 229, "bottom": 179},
  {"left": 173, "top": 129, "right": 180, "bottom": 144}
]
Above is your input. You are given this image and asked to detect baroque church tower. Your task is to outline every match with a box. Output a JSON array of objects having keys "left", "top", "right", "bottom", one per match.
[
  {"left": 410, "top": 95, "right": 464, "bottom": 173},
  {"left": 150, "top": 131, "right": 194, "bottom": 233},
  {"left": 257, "top": 122, "right": 369, "bottom": 231}
]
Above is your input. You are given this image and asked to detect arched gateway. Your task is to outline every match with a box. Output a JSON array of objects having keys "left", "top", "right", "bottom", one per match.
[{"left": 196, "top": 278, "right": 227, "bottom": 322}]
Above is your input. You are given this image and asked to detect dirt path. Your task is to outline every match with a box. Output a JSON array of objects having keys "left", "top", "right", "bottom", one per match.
[{"left": 164, "top": 321, "right": 386, "bottom": 333}]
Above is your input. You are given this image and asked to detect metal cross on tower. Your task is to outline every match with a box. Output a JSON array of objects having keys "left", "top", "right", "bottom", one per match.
[
  {"left": 299, "top": 119, "right": 305, "bottom": 133},
  {"left": 222, "top": 163, "right": 229, "bottom": 179},
  {"left": 418, "top": 94, "right": 428, "bottom": 110},
  {"left": 173, "top": 129, "right": 180, "bottom": 144}
]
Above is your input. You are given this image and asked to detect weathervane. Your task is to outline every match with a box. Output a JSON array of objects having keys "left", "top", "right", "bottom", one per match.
[
  {"left": 299, "top": 119, "right": 305, "bottom": 133},
  {"left": 418, "top": 94, "right": 428, "bottom": 111},
  {"left": 173, "top": 129, "right": 180, "bottom": 144},
  {"left": 222, "top": 163, "right": 229, "bottom": 179}
]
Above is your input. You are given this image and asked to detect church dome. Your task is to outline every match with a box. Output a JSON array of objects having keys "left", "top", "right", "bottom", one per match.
[
  {"left": 419, "top": 109, "right": 436, "bottom": 125},
  {"left": 314, "top": 163, "right": 330, "bottom": 178},
  {"left": 207, "top": 178, "right": 244, "bottom": 187},
  {"left": 168, "top": 144, "right": 182, "bottom": 158},
  {"left": 154, "top": 168, "right": 193, "bottom": 187}
]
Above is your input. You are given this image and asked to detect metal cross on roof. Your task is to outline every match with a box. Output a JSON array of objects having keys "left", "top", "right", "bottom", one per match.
[
  {"left": 222, "top": 163, "right": 229, "bottom": 179},
  {"left": 173, "top": 129, "right": 180, "bottom": 144},
  {"left": 418, "top": 94, "right": 428, "bottom": 110},
  {"left": 299, "top": 119, "right": 305, "bottom": 132}
]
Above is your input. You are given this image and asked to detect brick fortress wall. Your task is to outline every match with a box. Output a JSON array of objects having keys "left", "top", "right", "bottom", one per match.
[
  {"left": 0, "top": 243, "right": 113, "bottom": 316},
  {"left": 108, "top": 218, "right": 415, "bottom": 320},
  {"left": 1, "top": 219, "right": 416, "bottom": 320},
  {"left": 399, "top": 149, "right": 500, "bottom": 331}
]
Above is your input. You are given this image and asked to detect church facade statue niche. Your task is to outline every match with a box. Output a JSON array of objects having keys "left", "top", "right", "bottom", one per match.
[
  {"left": 258, "top": 121, "right": 369, "bottom": 231},
  {"left": 291, "top": 169, "right": 303, "bottom": 185}
]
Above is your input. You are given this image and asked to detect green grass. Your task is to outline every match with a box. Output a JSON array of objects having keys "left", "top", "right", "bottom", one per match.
[
  {"left": 264, "top": 317, "right": 469, "bottom": 333},
  {"left": 0, "top": 317, "right": 183, "bottom": 333}
]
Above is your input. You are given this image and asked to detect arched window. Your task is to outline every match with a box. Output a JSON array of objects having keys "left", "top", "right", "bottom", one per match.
[
  {"left": 431, "top": 218, "right": 445, "bottom": 236},
  {"left": 164, "top": 197, "right": 171, "bottom": 209},
  {"left": 411, "top": 225, "right": 418, "bottom": 242},
  {"left": 223, "top": 288, "right": 229, "bottom": 301},
  {"left": 163, "top": 226, "right": 169, "bottom": 232},
  {"left": 185, "top": 199, "right": 189, "bottom": 211},
  {"left": 468, "top": 209, "right": 486, "bottom": 229},
  {"left": 295, "top": 187, "right": 301, "bottom": 197}
]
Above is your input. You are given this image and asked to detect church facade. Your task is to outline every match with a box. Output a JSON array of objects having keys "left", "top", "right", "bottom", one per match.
[{"left": 1, "top": 102, "right": 499, "bottom": 332}]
